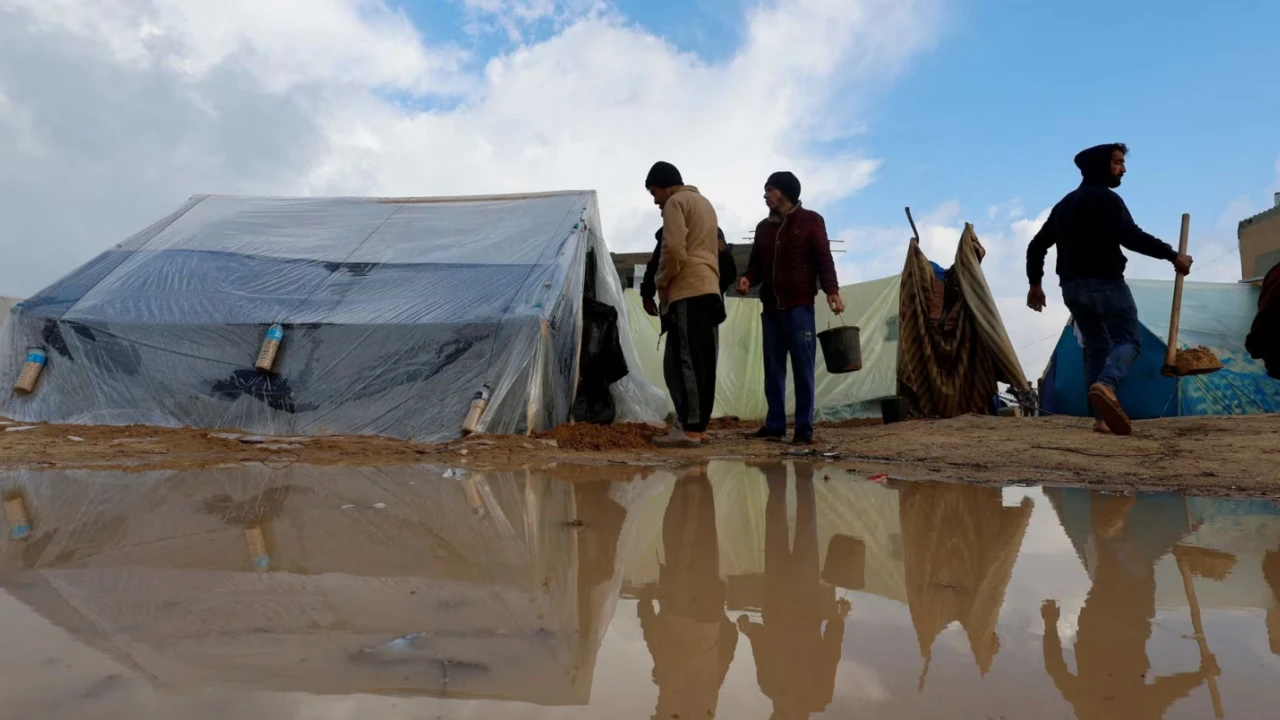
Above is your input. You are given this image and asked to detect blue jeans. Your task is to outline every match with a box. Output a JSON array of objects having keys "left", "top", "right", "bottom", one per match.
[
  {"left": 762, "top": 306, "right": 817, "bottom": 436},
  {"left": 1062, "top": 279, "right": 1141, "bottom": 397}
]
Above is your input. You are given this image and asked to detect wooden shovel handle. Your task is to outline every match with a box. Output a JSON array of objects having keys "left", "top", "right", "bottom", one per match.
[
  {"left": 1164, "top": 214, "right": 1191, "bottom": 369},
  {"left": 1176, "top": 552, "right": 1225, "bottom": 718}
]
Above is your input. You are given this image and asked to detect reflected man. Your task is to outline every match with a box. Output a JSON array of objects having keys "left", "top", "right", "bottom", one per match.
[
  {"left": 737, "top": 462, "right": 847, "bottom": 719},
  {"left": 1042, "top": 491, "right": 1220, "bottom": 719},
  {"left": 640, "top": 468, "right": 738, "bottom": 719}
]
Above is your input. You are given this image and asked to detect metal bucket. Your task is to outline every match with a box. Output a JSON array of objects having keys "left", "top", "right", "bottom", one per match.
[
  {"left": 821, "top": 534, "right": 866, "bottom": 590},
  {"left": 881, "top": 396, "right": 908, "bottom": 424},
  {"left": 817, "top": 324, "right": 861, "bottom": 374}
]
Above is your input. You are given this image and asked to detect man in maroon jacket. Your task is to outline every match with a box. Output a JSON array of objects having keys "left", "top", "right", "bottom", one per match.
[{"left": 736, "top": 171, "right": 844, "bottom": 444}]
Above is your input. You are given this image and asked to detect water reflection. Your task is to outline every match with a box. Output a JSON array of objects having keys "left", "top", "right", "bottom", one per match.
[
  {"left": 1042, "top": 489, "right": 1221, "bottom": 719},
  {"left": 0, "top": 463, "right": 1278, "bottom": 719},
  {"left": 640, "top": 467, "right": 737, "bottom": 719},
  {"left": 737, "top": 462, "right": 845, "bottom": 719}
]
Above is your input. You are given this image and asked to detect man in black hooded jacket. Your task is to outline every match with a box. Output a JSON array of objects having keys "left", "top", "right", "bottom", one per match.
[{"left": 1027, "top": 143, "right": 1193, "bottom": 435}]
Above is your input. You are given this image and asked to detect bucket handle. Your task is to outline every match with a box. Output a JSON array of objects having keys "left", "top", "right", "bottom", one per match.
[{"left": 826, "top": 312, "right": 848, "bottom": 331}]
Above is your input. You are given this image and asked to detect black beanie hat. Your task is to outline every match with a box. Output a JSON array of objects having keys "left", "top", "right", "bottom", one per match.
[
  {"left": 766, "top": 171, "right": 801, "bottom": 204},
  {"left": 645, "top": 161, "right": 683, "bottom": 189}
]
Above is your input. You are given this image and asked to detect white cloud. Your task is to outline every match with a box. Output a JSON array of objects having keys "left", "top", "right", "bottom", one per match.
[
  {"left": 0, "top": 0, "right": 941, "bottom": 299},
  {"left": 460, "top": 0, "right": 600, "bottom": 42},
  {"left": 4, "top": 0, "right": 466, "bottom": 92}
]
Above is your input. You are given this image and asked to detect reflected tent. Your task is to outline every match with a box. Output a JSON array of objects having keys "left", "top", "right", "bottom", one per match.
[{"left": 0, "top": 464, "right": 659, "bottom": 704}]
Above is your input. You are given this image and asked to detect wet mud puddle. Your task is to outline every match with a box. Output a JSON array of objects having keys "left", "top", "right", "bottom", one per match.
[{"left": 1, "top": 461, "right": 1278, "bottom": 719}]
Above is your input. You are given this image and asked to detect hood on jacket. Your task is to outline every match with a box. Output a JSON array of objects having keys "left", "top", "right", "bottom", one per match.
[{"left": 1074, "top": 143, "right": 1124, "bottom": 188}]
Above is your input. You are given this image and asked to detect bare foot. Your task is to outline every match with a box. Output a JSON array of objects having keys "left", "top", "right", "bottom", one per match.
[{"left": 1093, "top": 420, "right": 1111, "bottom": 434}]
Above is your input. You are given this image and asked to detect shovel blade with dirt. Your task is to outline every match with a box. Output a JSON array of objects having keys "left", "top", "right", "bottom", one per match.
[{"left": 1161, "top": 214, "right": 1225, "bottom": 378}]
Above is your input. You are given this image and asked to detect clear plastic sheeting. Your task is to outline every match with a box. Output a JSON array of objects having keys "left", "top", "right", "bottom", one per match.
[
  {"left": 0, "top": 297, "right": 18, "bottom": 332},
  {"left": 0, "top": 193, "right": 667, "bottom": 440},
  {"left": 0, "top": 463, "right": 664, "bottom": 704},
  {"left": 625, "top": 275, "right": 901, "bottom": 421}
]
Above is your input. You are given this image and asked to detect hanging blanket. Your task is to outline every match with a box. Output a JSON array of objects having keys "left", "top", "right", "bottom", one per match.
[{"left": 897, "top": 224, "right": 1030, "bottom": 418}]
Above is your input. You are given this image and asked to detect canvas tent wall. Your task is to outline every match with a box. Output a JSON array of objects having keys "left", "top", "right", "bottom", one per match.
[
  {"left": 624, "top": 225, "right": 1026, "bottom": 421},
  {"left": 0, "top": 193, "right": 666, "bottom": 440},
  {"left": 626, "top": 275, "right": 901, "bottom": 421},
  {"left": 1041, "top": 279, "right": 1280, "bottom": 418}
]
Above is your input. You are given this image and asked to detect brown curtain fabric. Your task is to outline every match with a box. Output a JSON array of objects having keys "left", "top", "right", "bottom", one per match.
[{"left": 897, "top": 224, "right": 1030, "bottom": 418}]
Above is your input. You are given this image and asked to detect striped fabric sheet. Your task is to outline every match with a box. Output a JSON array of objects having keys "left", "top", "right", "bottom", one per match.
[{"left": 897, "top": 224, "right": 1029, "bottom": 418}]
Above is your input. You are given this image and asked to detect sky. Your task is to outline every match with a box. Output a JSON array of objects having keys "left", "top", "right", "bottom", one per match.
[{"left": 1, "top": 0, "right": 1277, "bottom": 376}]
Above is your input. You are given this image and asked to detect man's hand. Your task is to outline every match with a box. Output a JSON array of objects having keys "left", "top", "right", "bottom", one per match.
[
  {"left": 735, "top": 277, "right": 750, "bottom": 296},
  {"left": 1202, "top": 651, "right": 1221, "bottom": 678},
  {"left": 827, "top": 293, "right": 845, "bottom": 314},
  {"left": 1041, "top": 599, "right": 1060, "bottom": 624},
  {"left": 836, "top": 598, "right": 852, "bottom": 619},
  {"left": 643, "top": 297, "right": 658, "bottom": 317},
  {"left": 1027, "top": 285, "right": 1047, "bottom": 312},
  {"left": 1173, "top": 253, "right": 1194, "bottom": 276}
]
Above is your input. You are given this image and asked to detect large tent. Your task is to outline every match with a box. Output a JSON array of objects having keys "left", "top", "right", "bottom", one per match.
[
  {"left": 1040, "top": 279, "right": 1280, "bottom": 418},
  {"left": 625, "top": 224, "right": 1028, "bottom": 421},
  {"left": 0, "top": 193, "right": 666, "bottom": 440},
  {"left": 626, "top": 276, "right": 901, "bottom": 421}
]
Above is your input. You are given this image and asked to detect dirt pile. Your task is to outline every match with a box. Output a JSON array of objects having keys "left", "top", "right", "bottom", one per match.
[
  {"left": 537, "top": 422, "right": 660, "bottom": 451},
  {"left": 1168, "top": 346, "right": 1224, "bottom": 375}
]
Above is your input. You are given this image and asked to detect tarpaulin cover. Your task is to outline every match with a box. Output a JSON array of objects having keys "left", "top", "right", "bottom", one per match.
[
  {"left": 0, "top": 297, "right": 18, "bottom": 332},
  {"left": 625, "top": 275, "right": 902, "bottom": 421},
  {"left": 0, "top": 463, "right": 664, "bottom": 703},
  {"left": 897, "top": 224, "right": 1030, "bottom": 418},
  {"left": 0, "top": 193, "right": 667, "bottom": 440},
  {"left": 1041, "top": 278, "right": 1280, "bottom": 418}
]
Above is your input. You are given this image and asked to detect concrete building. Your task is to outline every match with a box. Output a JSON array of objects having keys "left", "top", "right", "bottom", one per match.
[{"left": 1238, "top": 192, "right": 1280, "bottom": 282}]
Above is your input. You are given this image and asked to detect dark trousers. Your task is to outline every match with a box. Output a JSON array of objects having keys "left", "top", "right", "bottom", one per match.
[
  {"left": 762, "top": 305, "right": 817, "bottom": 436},
  {"left": 1062, "top": 279, "right": 1141, "bottom": 396},
  {"left": 663, "top": 294, "right": 721, "bottom": 433}
]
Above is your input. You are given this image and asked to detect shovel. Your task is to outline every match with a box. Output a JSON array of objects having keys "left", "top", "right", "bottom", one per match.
[
  {"left": 1161, "top": 214, "right": 1224, "bottom": 378},
  {"left": 1173, "top": 544, "right": 1225, "bottom": 718}
]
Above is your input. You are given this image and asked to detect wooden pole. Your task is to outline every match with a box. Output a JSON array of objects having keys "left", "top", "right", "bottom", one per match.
[
  {"left": 1163, "top": 214, "right": 1191, "bottom": 371},
  {"left": 1175, "top": 549, "right": 1224, "bottom": 719},
  {"left": 905, "top": 207, "right": 920, "bottom": 242}
]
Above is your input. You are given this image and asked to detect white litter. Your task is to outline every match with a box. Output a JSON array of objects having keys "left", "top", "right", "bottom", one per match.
[
  {"left": 341, "top": 504, "right": 355, "bottom": 510},
  {"left": 5, "top": 426, "right": 37, "bottom": 433},
  {"left": 67, "top": 436, "right": 85, "bottom": 442},
  {"left": 373, "top": 503, "right": 387, "bottom": 509}
]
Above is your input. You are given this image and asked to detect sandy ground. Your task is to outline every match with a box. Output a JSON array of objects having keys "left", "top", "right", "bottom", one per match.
[{"left": 2, "top": 414, "right": 1278, "bottom": 497}]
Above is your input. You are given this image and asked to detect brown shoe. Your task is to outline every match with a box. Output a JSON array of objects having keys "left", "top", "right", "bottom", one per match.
[{"left": 1088, "top": 383, "right": 1132, "bottom": 436}]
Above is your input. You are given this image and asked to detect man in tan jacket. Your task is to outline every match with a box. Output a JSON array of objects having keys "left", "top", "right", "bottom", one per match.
[{"left": 646, "top": 161, "right": 724, "bottom": 447}]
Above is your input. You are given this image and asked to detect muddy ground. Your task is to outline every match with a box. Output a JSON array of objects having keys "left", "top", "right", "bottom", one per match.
[{"left": 1, "top": 414, "right": 1277, "bottom": 497}]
